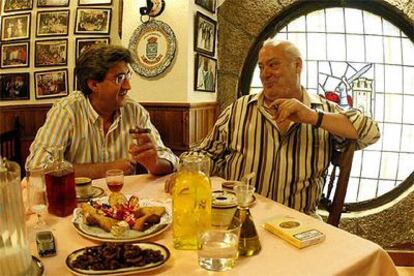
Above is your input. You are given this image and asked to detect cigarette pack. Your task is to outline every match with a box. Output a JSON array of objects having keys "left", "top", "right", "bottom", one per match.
[{"left": 263, "top": 215, "right": 325, "bottom": 249}]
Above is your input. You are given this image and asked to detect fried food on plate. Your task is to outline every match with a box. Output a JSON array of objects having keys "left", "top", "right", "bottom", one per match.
[{"left": 81, "top": 203, "right": 119, "bottom": 232}]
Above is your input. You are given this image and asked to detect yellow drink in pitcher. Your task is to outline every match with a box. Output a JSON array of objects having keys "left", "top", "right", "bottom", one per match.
[{"left": 173, "top": 170, "right": 212, "bottom": 250}]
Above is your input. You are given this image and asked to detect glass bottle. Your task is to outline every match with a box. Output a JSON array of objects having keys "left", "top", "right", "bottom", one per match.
[
  {"left": 173, "top": 155, "right": 212, "bottom": 250},
  {"left": 0, "top": 157, "right": 32, "bottom": 275},
  {"left": 230, "top": 182, "right": 261, "bottom": 256},
  {"left": 44, "top": 146, "right": 76, "bottom": 217}
]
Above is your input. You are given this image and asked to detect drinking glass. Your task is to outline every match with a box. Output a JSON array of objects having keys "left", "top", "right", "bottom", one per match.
[
  {"left": 105, "top": 169, "right": 124, "bottom": 193},
  {"left": 198, "top": 216, "right": 241, "bottom": 272},
  {"left": 27, "top": 168, "right": 48, "bottom": 228}
]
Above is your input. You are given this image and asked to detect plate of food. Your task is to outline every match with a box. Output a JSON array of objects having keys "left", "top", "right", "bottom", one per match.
[
  {"left": 66, "top": 242, "right": 170, "bottom": 275},
  {"left": 72, "top": 194, "right": 171, "bottom": 242}
]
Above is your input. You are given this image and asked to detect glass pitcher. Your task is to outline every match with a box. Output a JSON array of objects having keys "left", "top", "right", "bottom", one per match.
[
  {"left": 0, "top": 157, "right": 32, "bottom": 275},
  {"left": 172, "top": 155, "right": 212, "bottom": 250}
]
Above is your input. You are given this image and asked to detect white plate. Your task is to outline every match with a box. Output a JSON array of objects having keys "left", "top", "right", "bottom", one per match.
[
  {"left": 72, "top": 197, "right": 172, "bottom": 242},
  {"left": 76, "top": 186, "right": 105, "bottom": 202},
  {"left": 65, "top": 242, "right": 170, "bottom": 275}
]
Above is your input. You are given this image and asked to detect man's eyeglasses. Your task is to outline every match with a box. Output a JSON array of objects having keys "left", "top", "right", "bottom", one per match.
[{"left": 114, "top": 71, "right": 132, "bottom": 85}]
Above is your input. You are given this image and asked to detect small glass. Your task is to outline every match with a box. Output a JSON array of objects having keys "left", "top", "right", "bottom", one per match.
[
  {"left": 198, "top": 215, "right": 241, "bottom": 272},
  {"left": 27, "top": 167, "right": 48, "bottom": 228},
  {"left": 105, "top": 169, "right": 124, "bottom": 193}
]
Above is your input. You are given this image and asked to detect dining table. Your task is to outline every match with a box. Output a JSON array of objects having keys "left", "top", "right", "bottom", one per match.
[{"left": 25, "top": 174, "right": 398, "bottom": 275}]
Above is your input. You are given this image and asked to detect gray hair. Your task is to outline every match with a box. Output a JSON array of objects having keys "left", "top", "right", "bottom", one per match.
[
  {"left": 75, "top": 44, "right": 133, "bottom": 96},
  {"left": 262, "top": 39, "right": 302, "bottom": 61}
]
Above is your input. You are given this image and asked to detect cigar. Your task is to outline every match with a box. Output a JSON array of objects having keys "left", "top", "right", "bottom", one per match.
[{"left": 129, "top": 127, "right": 151, "bottom": 134}]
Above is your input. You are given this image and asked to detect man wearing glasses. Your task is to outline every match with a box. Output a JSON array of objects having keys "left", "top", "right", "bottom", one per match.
[{"left": 26, "top": 44, "right": 178, "bottom": 178}]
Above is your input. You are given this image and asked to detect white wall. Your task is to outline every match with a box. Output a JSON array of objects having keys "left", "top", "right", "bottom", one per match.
[
  {"left": 122, "top": 0, "right": 217, "bottom": 103},
  {"left": 0, "top": 0, "right": 217, "bottom": 106}
]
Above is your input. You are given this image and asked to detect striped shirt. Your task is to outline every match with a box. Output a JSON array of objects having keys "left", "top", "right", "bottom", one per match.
[
  {"left": 192, "top": 89, "right": 380, "bottom": 214},
  {"left": 26, "top": 91, "right": 178, "bottom": 170}
]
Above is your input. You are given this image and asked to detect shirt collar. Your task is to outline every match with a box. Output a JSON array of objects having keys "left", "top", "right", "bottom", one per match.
[
  {"left": 86, "top": 96, "right": 100, "bottom": 123},
  {"left": 249, "top": 87, "right": 323, "bottom": 108},
  {"left": 85, "top": 96, "right": 123, "bottom": 124}
]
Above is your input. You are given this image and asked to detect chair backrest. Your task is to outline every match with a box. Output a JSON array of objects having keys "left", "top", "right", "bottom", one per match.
[
  {"left": 0, "top": 118, "right": 22, "bottom": 167},
  {"left": 320, "top": 140, "right": 356, "bottom": 227}
]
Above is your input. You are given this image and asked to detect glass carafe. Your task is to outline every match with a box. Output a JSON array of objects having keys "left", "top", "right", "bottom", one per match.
[
  {"left": 0, "top": 157, "right": 32, "bottom": 275},
  {"left": 230, "top": 182, "right": 261, "bottom": 256},
  {"left": 44, "top": 146, "right": 76, "bottom": 217},
  {"left": 173, "top": 155, "right": 212, "bottom": 250}
]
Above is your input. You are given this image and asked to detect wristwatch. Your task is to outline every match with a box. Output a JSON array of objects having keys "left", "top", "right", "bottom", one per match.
[{"left": 314, "top": 110, "right": 324, "bottom": 128}]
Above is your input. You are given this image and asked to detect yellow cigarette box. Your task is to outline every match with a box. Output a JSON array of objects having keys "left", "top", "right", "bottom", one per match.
[{"left": 263, "top": 216, "right": 325, "bottom": 249}]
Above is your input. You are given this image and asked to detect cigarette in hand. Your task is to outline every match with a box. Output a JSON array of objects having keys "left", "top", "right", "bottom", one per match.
[{"left": 129, "top": 127, "right": 151, "bottom": 134}]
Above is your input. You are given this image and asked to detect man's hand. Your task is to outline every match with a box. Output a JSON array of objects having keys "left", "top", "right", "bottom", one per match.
[
  {"left": 270, "top": 98, "right": 317, "bottom": 125},
  {"left": 129, "top": 132, "right": 159, "bottom": 173},
  {"left": 164, "top": 172, "right": 177, "bottom": 194},
  {"left": 110, "top": 159, "right": 135, "bottom": 175}
]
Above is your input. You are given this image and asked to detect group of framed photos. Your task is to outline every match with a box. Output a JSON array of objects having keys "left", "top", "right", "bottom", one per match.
[
  {"left": 0, "top": 0, "right": 113, "bottom": 101},
  {"left": 194, "top": 0, "right": 217, "bottom": 93}
]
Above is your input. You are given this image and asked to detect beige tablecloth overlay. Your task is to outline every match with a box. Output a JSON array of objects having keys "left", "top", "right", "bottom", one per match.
[{"left": 26, "top": 174, "right": 397, "bottom": 276}]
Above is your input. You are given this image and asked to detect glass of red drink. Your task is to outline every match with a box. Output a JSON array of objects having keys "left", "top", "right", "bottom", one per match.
[{"left": 105, "top": 169, "right": 124, "bottom": 193}]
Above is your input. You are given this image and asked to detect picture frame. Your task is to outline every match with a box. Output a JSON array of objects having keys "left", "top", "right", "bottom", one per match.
[
  {"left": 34, "top": 69, "right": 68, "bottom": 99},
  {"left": 36, "top": 10, "right": 70, "bottom": 37},
  {"left": 37, "top": 0, "right": 69, "bottom": 7},
  {"left": 0, "top": 73, "right": 30, "bottom": 101},
  {"left": 78, "top": 0, "right": 112, "bottom": 5},
  {"left": 35, "top": 39, "right": 68, "bottom": 67},
  {"left": 194, "top": 53, "right": 216, "bottom": 92},
  {"left": 118, "top": 0, "right": 123, "bottom": 39},
  {"left": 75, "top": 8, "right": 112, "bottom": 35},
  {"left": 1, "top": 13, "right": 31, "bottom": 42},
  {"left": 3, "top": 0, "right": 33, "bottom": 12},
  {"left": 195, "top": 0, "right": 216, "bottom": 14},
  {"left": 75, "top": 37, "right": 110, "bottom": 61},
  {"left": 1, "top": 42, "right": 30, "bottom": 69},
  {"left": 194, "top": 12, "right": 216, "bottom": 56}
]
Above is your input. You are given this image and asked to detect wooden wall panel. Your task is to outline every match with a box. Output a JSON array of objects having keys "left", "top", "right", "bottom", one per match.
[{"left": 1, "top": 102, "right": 218, "bottom": 166}]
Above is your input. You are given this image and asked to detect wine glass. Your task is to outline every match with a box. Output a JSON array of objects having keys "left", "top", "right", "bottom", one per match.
[
  {"left": 105, "top": 169, "right": 124, "bottom": 193},
  {"left": 27, "top": 167, "right": 48, "bottom": 228}
]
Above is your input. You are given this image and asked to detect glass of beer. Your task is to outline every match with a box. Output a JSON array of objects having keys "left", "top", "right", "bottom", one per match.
[{"left": 105, "top": 169, "right": 124, "bottom": 193}]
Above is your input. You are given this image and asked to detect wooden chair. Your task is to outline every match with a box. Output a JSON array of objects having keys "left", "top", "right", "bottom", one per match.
[
  {"left": 0, "top": 118, "right": 22, "bottom": 168},
  {"left": 319, "top": 140, "right": 356, "bottom": 227}
]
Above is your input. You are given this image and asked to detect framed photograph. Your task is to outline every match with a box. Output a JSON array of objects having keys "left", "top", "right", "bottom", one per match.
[
  {"left": 194, "top": 54, "right": 216, "bottom": 92},
  {"left": 1, "top": 13, "right": 31, "bottom": 41},
  {"left": 118, "top": 0, "right": 123, "bottom": 39},
  {"left": 78, "top": 0, "right": 112, "bottom": 5},
  {"left": 76, "top": 37, "right": 110, "bottom": 60},
  {"left": 195, "top": 0, "right": 216, "bottom": 14},
  {"left": 0, "top": 73, "right": 30, "bottom": 101},
  {"left": 35, "top": 69, "right": 68, "bottom": 99},
  {"left": 37, "top": 0, "right": 69, "bottom": 7},
  {"left": 35, "top": 39, "right": 68, "bottom": 67},
  {"left": 3, "top": 0, "right": 33, "bottom": 12},
  {"left": 36, "top": 10, "right": 70, "bottom": 37},
  {"left": 194, "top": 12, "right": 216, "bottom": 56},
  {"left": 1, "top": 42, "right": 30, "bottom": 69},
  {"left": 75, "top": 8, "right": 112, "bottom": 35}
]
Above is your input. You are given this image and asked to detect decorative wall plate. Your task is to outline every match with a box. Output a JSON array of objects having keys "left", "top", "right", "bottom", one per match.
[{"left": 129, "top": 20, "right": 176, "bottom": 78}]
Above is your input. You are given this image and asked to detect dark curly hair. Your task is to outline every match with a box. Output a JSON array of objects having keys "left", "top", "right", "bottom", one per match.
[{"left": 75, "top": 44, "right": 133, "bottom": 96}]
